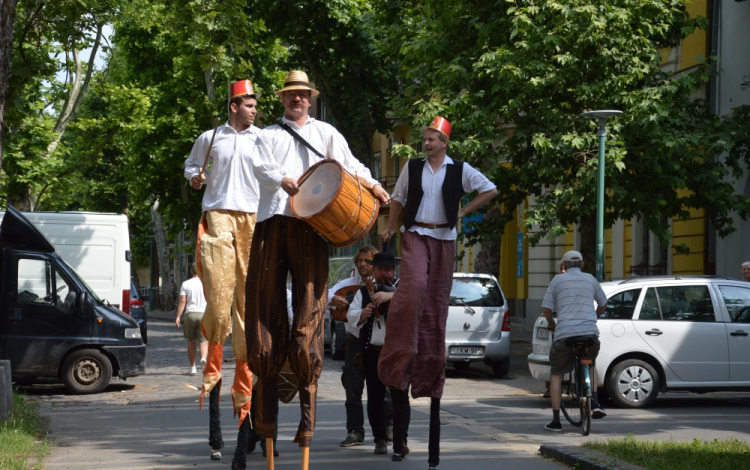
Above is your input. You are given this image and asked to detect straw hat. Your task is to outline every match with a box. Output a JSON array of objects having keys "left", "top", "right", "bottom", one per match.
[{"left": 275, "top": 70, "right": 320, "bottom": 97}]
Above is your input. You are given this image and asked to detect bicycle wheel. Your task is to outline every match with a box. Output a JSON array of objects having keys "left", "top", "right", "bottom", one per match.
[
  {"left": 580, "top": 364, "right": 592, "bottom": 435},
  {"left": 560, "top": 368, "right": 582, "bottom": 426}
]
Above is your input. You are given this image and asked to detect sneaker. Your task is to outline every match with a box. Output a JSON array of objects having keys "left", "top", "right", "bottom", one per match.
[
  {"left": 385, "top": 425, "right": 393, "bottom": 443},
  {"left": 190, "top": 366, "right": 197, "bottom": 375},
  {"left": 200, "top": 357, "right": 207, "bottom": 368},
  {"left": 374, "top": 439, "right": 388, "bottom": 454},
  {"left": 340, "top": 431, "right": 364, "bottom": 447},
  {"left": 210, "top": 449, "right": 221, "bottom": 460},
  {"left": 545, "top": 420, "right": 562, "bottom": 433},
  {"left": 592, "top": 404, "right": 607, "bottom": 419}
]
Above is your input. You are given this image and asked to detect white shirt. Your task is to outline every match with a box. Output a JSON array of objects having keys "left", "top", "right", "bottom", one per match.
[
  {"left": 253, "top": 116, "right": 380, "bottom": 222},
  {"left": 329, "top": 275, "right": 365, "bottom": 336},
  {"left": 347, "top": 290, "right": 386, "bottom": 346},
  {"left": 180, "top": 277, "right": 206, "bottom": 313},
  {"left": 391, "top": 156, "right": 497, "bottom": 241},
  {"left": 184, "top": 123, "right": 261, "bottom": 212}
]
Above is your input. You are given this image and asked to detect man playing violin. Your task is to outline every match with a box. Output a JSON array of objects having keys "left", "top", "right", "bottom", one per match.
[
  {"left": 328, "top": 245, "right": 377, "bottom": 447},
  {"left": 347, "top": 252, "right": 407, "bottom": 456}
]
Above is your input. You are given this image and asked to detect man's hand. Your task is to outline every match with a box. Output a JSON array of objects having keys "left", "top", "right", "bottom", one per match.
[
  {"left": 372, "top": 184, "right": 390, "bottom": 205},
  {"left": 329, "top": 295, "right": 350, "bottom": 310},
  {"left": 380, "top": 228, "right": 395, "bottom": 243},
  {"left": 547, "top": 319, "right": 556, "bottom": 331},
  {"left": 371, "top": 291, "right": 393, "bottom": 307},
  {"left": 191, "top": 175, "right": 205, "bottom": 189},
  {"left": 358, "top": 303, "right": 375, "bottom": 325},
  {"left": 457, "top": 208, "right": 466, "bottom": 219},
  {"left": 175, "top": 316, "right": 182, "bottom": 328},
  {"left": 281, "top": 177, "right": 299, "bottom": 196}
]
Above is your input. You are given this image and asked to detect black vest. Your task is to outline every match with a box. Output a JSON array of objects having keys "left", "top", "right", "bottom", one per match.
[{"left": 402, "top": 158, "right": 465, "bottom": 230}]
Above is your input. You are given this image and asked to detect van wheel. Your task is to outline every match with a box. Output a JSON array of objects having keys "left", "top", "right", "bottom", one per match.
[
  {"left": 607, "top": 359, "right": 660, "bottom": 408},
  {"left": 61, "top": 349, "right": 112, "bottom": 394},
  {"left": 492, "top": 358, "right": 511, "bottom": 378}
]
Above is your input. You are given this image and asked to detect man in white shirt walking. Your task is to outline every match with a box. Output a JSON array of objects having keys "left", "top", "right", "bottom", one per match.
[
  {"left": 246, "top": 70, "right": 390, "bottom": 460},
  {"left": 378, "top": 116, "right": 497, "bottom": 468},
  {"left": 175, "top": 263, "right": 207, "bottom": 374},
  {"left": 329, "top": 245, "right": 377, "bottom": 447},
  {"left": 184, "top": 79, "right": 261, "bottom": 463}
]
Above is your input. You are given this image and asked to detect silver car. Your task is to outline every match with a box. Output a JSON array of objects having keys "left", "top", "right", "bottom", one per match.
[
  {"left": 446, "top": 273, "right": 511, "bottom": 378},
  {"left": 528, "top": 275, "right": 750, "bottom": 408}
]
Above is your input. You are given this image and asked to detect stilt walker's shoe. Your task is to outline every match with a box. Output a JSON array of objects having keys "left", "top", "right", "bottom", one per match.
[{"left": 210, "top": 449, "right": 222, "bottom": 460}]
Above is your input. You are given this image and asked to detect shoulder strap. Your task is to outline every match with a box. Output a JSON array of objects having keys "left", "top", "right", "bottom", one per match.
[{"left": 278, "top": 122, "right": 327, "bottom": 159}]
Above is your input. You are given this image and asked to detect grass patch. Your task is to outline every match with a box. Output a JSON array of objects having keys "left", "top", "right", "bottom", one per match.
[
  {"left": 584, "top": 434, "right": 750, "bottom": 470},
  {"left": 0, "top": 390, "right": 50, "bottom": 469}
]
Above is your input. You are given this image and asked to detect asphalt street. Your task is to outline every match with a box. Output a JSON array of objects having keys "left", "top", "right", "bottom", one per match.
[{"left": 21, "top": 311, "right": 750, "bottom": 469}]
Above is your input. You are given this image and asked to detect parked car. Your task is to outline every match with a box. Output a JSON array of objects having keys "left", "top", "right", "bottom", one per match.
[
  {"left": 528, "top": 275, "right": 750, "bottom": 408},
  {"left": 129, "top": 283, "right": 147, "bottom": 344},
  {"left": 0, "top": 206, "right": 146, "bottom": 394},
  {"left": 447, "top": 273, "right": 511, "bottom": 377}
]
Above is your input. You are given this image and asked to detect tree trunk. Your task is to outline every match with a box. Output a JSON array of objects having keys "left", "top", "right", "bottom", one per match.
[
  {"left": 150, "top": 199, "right": 175, "bottom": 311},
  {"left": 173, "top": 230, "right": 188, "bottom": 298},
  {"left": 578, "top": 213, "right": 597, "bottom": 276},
  {"left": 0, "top": 0, "right": 18, "bottom": 180}
]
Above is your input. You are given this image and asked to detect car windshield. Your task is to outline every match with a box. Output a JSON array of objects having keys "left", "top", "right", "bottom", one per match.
[
  {"left": 449, "top": 277, "right": 504, "bottom": 307},
  {"left": 60, "top": 259, "right": 102, "bottom": 303}
]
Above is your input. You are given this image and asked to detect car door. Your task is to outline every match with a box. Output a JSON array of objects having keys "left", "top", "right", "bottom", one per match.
[
  {"left": 632, "top": 284, "right": 729, "bottom": 382},
  {"left": 715, "top": 284, "right": 750, "bottom": 382},
  {"left": 4, "top": 253, "right": 89, "bottom": 374}
]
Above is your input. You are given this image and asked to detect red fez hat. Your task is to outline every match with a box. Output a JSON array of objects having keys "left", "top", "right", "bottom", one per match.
[
  {"left": 427, "top": 116, "right": 451, "bottom": 140},
  {"left": 230, "top": 79, "right": 258, "bottom": 99}
]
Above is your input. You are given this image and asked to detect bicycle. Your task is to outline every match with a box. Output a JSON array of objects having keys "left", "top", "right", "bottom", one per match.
[{"left": 559, "top": 336, "right": 595, "bottom": 436}]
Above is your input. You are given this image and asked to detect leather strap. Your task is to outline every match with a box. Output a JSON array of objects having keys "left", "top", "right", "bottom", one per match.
[
  {"left": 413, "top": 222, "right": 449, "bottom": 229},
  {"left": 279, "top": 122, "right": 326, "bottom": 160},
  {"left": 348, "top": 334, "right": 359, "bottom": 342}
]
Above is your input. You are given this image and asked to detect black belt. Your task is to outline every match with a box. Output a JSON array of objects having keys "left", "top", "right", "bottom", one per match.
[
  {"left": 348, "top": 334, "right": 359, "bottom": 342},
  {"left": 413, "top": 222, "right": 449, "bottom": 229}
]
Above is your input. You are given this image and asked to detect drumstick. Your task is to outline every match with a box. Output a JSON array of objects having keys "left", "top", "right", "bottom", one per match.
[
  {"left": 266, "top": 438, "right": 274, "bottom": 470},
  {"left": 199, "top": 119, "right": 220, "bottom": 182}
]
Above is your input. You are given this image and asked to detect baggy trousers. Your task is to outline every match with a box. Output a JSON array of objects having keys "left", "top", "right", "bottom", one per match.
[
  {"left": 245, "top": 215, "right": 328, "bottom": 447},
  {"left": 378, "top": 230, "right": 455, "bottom": 399},
  {"left": 197, "top": 210, "right": 257, "bottom": 424}
]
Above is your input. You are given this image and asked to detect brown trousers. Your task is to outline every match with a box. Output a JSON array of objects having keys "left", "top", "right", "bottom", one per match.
[
  {"left": 245, "top": 215, "right": 328, "bottom": 447},
  {"left": 378, "top": 230, "right": 455, "bottom": 399}
]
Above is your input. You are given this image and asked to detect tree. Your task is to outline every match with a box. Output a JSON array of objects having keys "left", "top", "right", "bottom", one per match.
[
  {"left": 0, "top": 0, "right": 18, "bottom": 180},
  {"left": 377, "top": 0, "right": 750, "bottom": 272}
]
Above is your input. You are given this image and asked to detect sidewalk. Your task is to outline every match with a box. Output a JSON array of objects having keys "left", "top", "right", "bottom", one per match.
[{"left": 34, "top": 320, "right": 562, "bottom": 469}]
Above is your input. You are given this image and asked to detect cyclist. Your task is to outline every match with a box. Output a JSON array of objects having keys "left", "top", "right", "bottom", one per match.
[{"left": 541, "top": 250, "right": 608, "bottom": 432}]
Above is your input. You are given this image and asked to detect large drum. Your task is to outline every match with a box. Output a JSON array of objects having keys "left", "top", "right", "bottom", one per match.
[{"left": 291, "top": 160, "right": 380, "bottom": 248}]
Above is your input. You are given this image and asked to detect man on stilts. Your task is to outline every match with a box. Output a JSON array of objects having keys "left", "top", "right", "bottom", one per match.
[
  {"left": 246, "top": 70, "right": 390, "bottom": 469},
  {"left": 185, "top": 79, "right": 261, "bottom": 469},
  {"left": 378, "top": 116, "right": 497, "bottom": 469}
]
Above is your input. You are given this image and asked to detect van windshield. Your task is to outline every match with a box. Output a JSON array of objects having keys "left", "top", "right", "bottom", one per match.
[{"left": 60, "top": 259, "right": 102, "bottom": 303}]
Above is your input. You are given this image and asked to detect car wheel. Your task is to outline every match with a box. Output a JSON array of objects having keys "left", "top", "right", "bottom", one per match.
[
  {"left": 453, "top": 361, "right": 470, "bottom": 372},
  {"left": 607, "top": 359, "right": 660, "bottom": 408},
  {"left": 491, "top": 358, "right": 511, "bottom": 378},
  {"left": 61, "top": 349, "right": 113, "bottom": 394}
]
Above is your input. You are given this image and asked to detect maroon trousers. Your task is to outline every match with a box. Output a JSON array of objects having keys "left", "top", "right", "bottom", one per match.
[
  {"left": 378, "top": 230, "right": 455, "bottom": 399},
  {"left": 245, "top": 215, "right": 328, "bottom": 447}
]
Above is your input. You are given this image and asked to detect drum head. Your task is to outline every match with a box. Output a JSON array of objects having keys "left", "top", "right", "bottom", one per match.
[{"left": 294, "top": 161, "right": 342, "bottom": 218}]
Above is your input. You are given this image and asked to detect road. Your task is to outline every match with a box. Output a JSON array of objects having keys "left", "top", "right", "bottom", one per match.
[{"left": 21, "top": 316, "right": 750, "bottom": 469}]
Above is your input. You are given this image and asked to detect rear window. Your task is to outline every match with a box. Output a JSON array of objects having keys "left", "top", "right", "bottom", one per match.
[
  {"left": 601, "top": 288, "right": 641, "bottom": 319},
  {"left": 449, "top": 277, "right": 504, "bottom": 307}
]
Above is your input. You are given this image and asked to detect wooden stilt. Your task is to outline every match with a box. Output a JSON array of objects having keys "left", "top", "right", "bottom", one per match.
[
  {"left": 266, "top": 437, "right": 274, "bottom": 470},
  {"left": 301, "top": 446, "right": 310, "bottom": 470}
]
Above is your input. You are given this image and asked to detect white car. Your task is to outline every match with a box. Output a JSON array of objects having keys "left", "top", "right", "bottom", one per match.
[{"left": 528, "top": 275, "right": 750, "bottom": 408}]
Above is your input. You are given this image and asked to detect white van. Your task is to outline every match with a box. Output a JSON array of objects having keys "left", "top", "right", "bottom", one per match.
[{"left": 0, "top": 211, "right": 132, "bottom": 310}]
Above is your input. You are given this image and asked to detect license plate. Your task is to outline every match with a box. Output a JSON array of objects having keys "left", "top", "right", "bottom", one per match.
[
  {"left": 451, "top": 346, "right": 484, "bottom": 356},
  {"left": 536, "top": 328, "right": 550, "bottom": 340}
]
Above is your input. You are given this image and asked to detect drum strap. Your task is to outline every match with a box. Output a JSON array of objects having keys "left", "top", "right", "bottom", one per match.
[{"left": 279, "top": 122, "right": 327, "bottom": 159}]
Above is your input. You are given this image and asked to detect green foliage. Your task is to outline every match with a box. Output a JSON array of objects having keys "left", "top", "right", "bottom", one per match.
[
  {"left": 377, "top": 0, "right": 750, "bottom": 261},
  {"left": 0, "top": 391, "right": 50, "bottom": 470},
  {"left": 584, "top": 434, "right": 750, "bottom": 470}
]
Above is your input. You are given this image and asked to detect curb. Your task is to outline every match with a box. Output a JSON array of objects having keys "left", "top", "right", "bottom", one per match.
[{"left": 539, "top": 444, "right": 647, "bottom": 470}]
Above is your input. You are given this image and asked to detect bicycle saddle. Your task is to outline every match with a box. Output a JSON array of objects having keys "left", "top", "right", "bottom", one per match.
[{"left": 566, "top": 336, "right": 595, "bottom": 347}]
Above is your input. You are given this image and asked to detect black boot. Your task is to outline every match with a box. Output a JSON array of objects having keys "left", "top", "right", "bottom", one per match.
[
  {"left": 231, "top": 414, "right": 251, "bottom": 469},
  {"left": 391, "top": 388, "right": 406, "bottom": 461},
  {"left": 209, "top": 386, "right": 224, "bottom": 459},
  {"left": 428, "top": 398, "right": 440, "bottom": 468}
]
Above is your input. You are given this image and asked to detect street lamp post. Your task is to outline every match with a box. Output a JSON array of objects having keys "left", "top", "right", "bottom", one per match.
[{"left": 581, "top": 110, "right": 622, "bottom": 281}]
